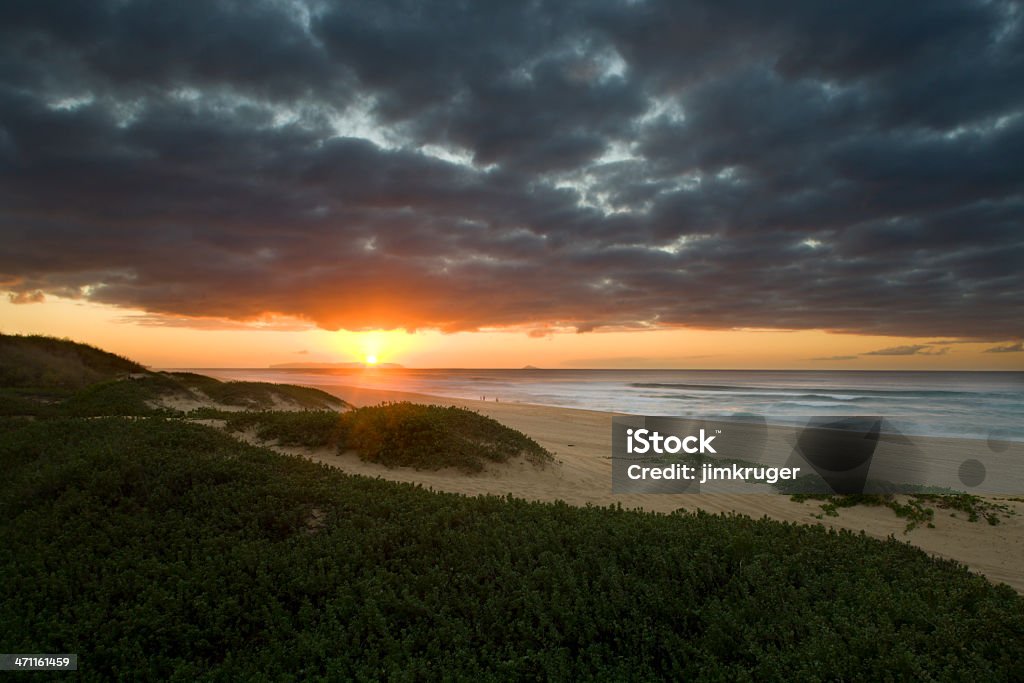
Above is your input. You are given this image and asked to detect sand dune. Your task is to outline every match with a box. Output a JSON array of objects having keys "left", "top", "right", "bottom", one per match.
[{"left": 268, "top": 384, "right": 1024, "bottom": 592}]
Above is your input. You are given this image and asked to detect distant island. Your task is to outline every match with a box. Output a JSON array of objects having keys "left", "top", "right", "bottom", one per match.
[
  {"left": 521, "top": 365, "right": 542, "bottom": 370},
  {"left": 269, "top": 361, "right": 405, "bottom": 369}
]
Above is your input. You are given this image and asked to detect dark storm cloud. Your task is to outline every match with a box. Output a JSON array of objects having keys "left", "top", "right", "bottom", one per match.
[{"left": 1, "top": 0, "right": 1023, "bottom": 338}]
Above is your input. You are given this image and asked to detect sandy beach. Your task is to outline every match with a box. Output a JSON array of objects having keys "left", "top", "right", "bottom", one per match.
[{"left": 250, "top": 383, "right": 1024, "bottom": 593}]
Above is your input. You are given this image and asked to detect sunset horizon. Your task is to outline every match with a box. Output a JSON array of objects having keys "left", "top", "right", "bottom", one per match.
[
  {"left": 3, "top": 294, "right": 1022, "bottom": 371},
  {"left": 2, "top": 309, "right": 1021, "bottom": 372}
]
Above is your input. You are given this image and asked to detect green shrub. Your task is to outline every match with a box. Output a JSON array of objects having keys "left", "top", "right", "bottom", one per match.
[
  {"left": 170, "top": 374, "right": 346, "bottom": 410},
  {"left": 58, "top": 376, "right": 183, "bottom": 417},
  {"left": 221, "top": 410, "right": 347, "bottom": 448},
  {"left": 0, "top": 388, "right": 66, "bottom": 417},
  {"left": 340, "top": 402, "right": 552, "bottom": 472},
  {"left": 792, "top": 493, "right": 1015, "bottom": 531},
  {"left": 211, "top": 402, "right": 550, "bottom": 473},
  {"left": 1, "top": 417, "right": 1022, "bottom": 681},
  {"left": 48, "top": 372, "right": 347, "bottom": 418}
]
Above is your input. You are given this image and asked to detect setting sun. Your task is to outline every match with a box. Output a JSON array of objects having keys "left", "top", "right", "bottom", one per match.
[{"left": 366, "top": 355, "right": 378, "bottom": 365}]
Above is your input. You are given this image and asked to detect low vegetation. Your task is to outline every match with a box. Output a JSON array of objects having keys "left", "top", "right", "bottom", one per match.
[
  {"left": 341, "top": 402, "right": 552, "bottom": 472},
  {"left": 214, "top": 402, "right": 552, "bottom": 472},
  {"left": 217, "top": 409, "right": 348, "bottom": 448},
  {"left": 792, "top": 493, "right": 1016, "bottom": 531},
  {"left": 169, "top": 372, "right": 344, "bottom": 410},
  {"left": 2, "top": 335, "right": 1021, "bottom": 678},
  {"left": 0, "top": 368, "right": 345, "bottom": 420},
  {"left": 0, "top": 333, "right": 143, "bottom": 390},
  {"left": 59, "top": 374, "right": 185, "bottom": 417},
  {"left": 0, "top": 387, "right": 66, "bottom": 417},
  {"left": 2, "top": 417, "right": 1022, "bottom": 680}
]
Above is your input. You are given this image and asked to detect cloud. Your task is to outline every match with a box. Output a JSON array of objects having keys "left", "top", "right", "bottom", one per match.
[
  {"left": 984, "top": 341, "right": 1024, "bottom": 353},
  {"left": 115, "top": 313, "right": 314, "bottom": 331},
  {"left": 8, "top": 290, "right": 44, "bottom": 304},
  {"left": 1, "top": 1, "right": 1022, "bottom": 338},
  {"left": 561, "top": 355, "right": 715, "bottom": 368},
  {"left": 810, "top": 355, "right": 858, "bottom": 361},
  {"left": 862, "top": 345, "right": 950, "bottom": 356}
]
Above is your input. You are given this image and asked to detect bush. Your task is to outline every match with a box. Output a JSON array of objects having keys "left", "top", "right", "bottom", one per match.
[
  {"left": 0, "top": 389, "right": 64, "bottom": 417},
  {"left": 170, "top": 374, "right": 346, "bottom": 410},
  {"left": 1, "top": 417, "right": 1022, "bottom": 680},
  {"left": 211, "top": 402, "right": 551, "bottom": 474},
  {"left": 340, "top": 402, "right": 552, "bottom": 472},
  {"left": 221, "top": 410, "right": 347, "bottom": 448},
  {"left": 58, "top": 376, "right": 183, "bottom": 417}
]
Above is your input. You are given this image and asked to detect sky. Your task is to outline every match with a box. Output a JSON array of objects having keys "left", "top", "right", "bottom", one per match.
[{"left": 1, "top": 0, "right": 1022, "bottom": 369}]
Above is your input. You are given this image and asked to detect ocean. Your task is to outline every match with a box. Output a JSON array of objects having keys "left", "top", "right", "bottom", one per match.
[{"left": 183, "top": 368, "right": 1024, "bottom": 442}]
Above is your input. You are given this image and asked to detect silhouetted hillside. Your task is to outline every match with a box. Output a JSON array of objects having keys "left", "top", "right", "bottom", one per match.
[
  {"left": 0, "top": 336, "right": 348, "bottom": 415},
  {"left": 0, "top": 333, "right": 144, "bottom": 389}
]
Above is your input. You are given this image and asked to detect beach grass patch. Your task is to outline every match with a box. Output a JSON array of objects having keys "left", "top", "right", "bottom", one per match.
[
  {"left": 341, "top": 401, "right": 553, "bottom": 472},
  {"left": 220, "top": 409, "right": 348, "bottom": 448},
  {"left": 791, "top": 492, "right": 1015, "bottom": 531},
  {"left": 57, "top": 375, "right": 184, "bottom": 417},
  {"left": 0, "top": 333, "right": 144, "bottom": 390},
  {"left": 169, "top": 373, "right": 345, "bottom": 410}
]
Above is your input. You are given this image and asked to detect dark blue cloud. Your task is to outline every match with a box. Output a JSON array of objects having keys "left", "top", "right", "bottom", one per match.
[{"left": 0, "top": 0, "right": 1021, "bottom": 338}]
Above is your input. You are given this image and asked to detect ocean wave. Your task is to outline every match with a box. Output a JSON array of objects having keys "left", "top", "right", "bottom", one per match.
[
  {"left": 628, "top": 382, "right": 984, "bottom": 398},
  {"left": 776, "top": 393, "right": 874, "bottom": 402},
  {"left": 770, "top": 401, "right": 866, "bottom": 409},
  {"left": 637, "top": 388, "right": 892, "bottom": 403}
]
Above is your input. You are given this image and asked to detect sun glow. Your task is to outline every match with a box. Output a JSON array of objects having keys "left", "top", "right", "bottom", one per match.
[
  {"left": 1, "top": 297, "right": 1019, "bottom": 370},
  {"left": 332, "top": 329, "right": 416, "bottom": 367}
]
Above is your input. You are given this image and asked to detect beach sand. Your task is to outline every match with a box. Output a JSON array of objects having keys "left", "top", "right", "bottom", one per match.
[{"left": 273, "top": 384, "right": 1024, "bottom": 592}]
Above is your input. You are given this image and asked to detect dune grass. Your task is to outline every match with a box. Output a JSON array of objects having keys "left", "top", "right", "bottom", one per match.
[
  {"left": 169, "top": 373, "right": 344, "bottom": 410},
  {"left": 214, "top": 402, "right": 552, "bottom": 473},
  {"left": 0, "top": 333, "right": 143, "bottom": 390},
  {"left": 58, "top": 374, "right": 185, "bottom": 417},
  {"left": 792, "top": 492, "right": 1016, "bottom": 532},
  {"left": 0, "top": 388, "right": 67, "bottom": 417},
  {"left": 1, "top": 416, "right": 1022, "bottom": 680},
  {"left": 341, "top": 402, "right": 553, "bottom": 472},
  {"left": 0, "top": 369, "right": 345, "bottom": 419},
  {"left": 217, "top": 409, "right": 349, "bottom": 448}
]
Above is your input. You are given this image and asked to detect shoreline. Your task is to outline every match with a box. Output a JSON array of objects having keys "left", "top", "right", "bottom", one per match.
[
  {"left": 185, "top": 367, "right": 1024, "bottom": 445},
  {"left": 286, "top": 381, "right": 1024, "bottom": 593}
]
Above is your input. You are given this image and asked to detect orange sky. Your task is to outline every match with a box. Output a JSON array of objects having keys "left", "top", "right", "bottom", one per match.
[{"left": 2, "top": 296, "right": 1020, "bottom": 370}]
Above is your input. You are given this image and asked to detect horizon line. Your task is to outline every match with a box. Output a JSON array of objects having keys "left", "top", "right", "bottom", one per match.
[{"left": 158, "top": 366, "right": 1024, "bottom": 373}]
